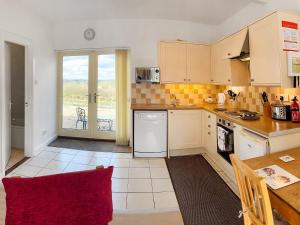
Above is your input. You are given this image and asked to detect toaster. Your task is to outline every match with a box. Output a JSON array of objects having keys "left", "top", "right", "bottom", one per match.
[{"left": 271, "top": 104, "right": 291, "bottom": 120}]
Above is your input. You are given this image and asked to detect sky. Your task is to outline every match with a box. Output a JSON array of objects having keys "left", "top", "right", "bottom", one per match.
[{"left": 63, "top": 54, "right": 115, "bottom": 81}]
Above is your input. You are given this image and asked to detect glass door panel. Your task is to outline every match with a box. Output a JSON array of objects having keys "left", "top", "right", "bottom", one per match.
[
  {"left": 62, "top": 55, "right": 90, "bottom": 131},
  {"left": 96, "top": 54, "right": 116, "bottom": 138}
]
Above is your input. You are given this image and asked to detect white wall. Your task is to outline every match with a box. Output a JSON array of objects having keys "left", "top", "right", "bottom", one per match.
[
  {"left": 0, "top": 1, "right": 57, "bottom": 155},
  {"left": 53, "top": 19, "right": 216, "bottom": 81},
  {"left": 214, "top": 0, "right": 300, "bottom": 41}
]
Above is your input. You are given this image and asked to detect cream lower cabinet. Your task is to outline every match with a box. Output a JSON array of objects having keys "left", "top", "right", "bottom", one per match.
[
  {"left": 168, "top": 110, "right": 202, "bottom": 150},
  {"left": 202, "top": 111, "right": 217, "bottom": 156}
]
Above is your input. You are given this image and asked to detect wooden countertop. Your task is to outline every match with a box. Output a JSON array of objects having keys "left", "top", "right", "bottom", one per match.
[{"left": 131, "top": 103, "right": 300, "bottom": 137}]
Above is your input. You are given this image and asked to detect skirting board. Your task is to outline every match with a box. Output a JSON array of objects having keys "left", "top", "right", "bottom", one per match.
[
  {"left": 32, "top": 135, "right": 57, "bottom": 156},
  {"left": 169, "top": 147, "right": 205, "bottom": 157}
]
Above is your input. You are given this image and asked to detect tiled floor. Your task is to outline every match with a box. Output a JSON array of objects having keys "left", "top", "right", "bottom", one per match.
[
  {"left": 6, "top": 146, "right": 179, "bottom": 211},
  {"left": 5, "top": 148, "right": 25, "bottom": 170}
]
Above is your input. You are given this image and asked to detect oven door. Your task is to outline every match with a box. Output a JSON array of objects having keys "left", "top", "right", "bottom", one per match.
[{"left": 217, "top": 124, "right": 234, "bottom": 164}]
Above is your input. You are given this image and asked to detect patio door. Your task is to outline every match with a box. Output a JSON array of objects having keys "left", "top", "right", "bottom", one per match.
[{"left": 57, "top": 51, "right": 116, "bottom": 140}]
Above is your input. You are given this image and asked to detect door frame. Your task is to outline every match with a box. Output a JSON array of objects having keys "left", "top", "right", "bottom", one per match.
[
  {"left": 57, "top": 49, "right": 116, "bottom": 140},
  {"left": 0, "top": 31, "right": 34, "bottom": 178}
]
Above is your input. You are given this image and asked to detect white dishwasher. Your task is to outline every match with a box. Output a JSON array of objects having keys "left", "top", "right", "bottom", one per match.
[
  {"left": 134, "top": 111, "right": 167, "bottom": 158},
  {"left": 238, "top": 129, "right": 269, "bottom": 160}
]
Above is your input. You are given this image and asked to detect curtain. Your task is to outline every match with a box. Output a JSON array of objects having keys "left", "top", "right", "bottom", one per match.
[{"left": 115, "top": 49, "right": 129, "bottom": 145}]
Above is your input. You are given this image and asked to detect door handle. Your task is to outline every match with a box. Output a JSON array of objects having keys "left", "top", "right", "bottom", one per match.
[{"left": 94, "top": 93, "right": 100, "bottom": 103}]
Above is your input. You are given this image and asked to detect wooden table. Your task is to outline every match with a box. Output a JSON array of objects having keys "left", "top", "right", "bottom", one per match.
[{"left": 244, "top": 148, "right": 300, "bottom": 225}]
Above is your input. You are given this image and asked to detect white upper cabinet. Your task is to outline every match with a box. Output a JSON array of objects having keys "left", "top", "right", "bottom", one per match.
[
  {"left": 211, "top": 29, "right": 250, "bottom": 86},
  {"left": 187, "top": 43, "right": 211, "bottom": 84},
  {"left": 159, "top": 41, "right": 211, "bottom": 84},
  {"left": 249, "top": 11, "right": 300, "bottom": 87}
]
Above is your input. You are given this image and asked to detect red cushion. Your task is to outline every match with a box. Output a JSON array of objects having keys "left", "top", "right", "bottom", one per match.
[{"left": 2, "top": 166, "right": 113, "bottom": 225}]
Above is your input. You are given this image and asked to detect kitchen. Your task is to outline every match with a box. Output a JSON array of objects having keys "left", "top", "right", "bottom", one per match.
[{"left": 132, "top": 10, "right": 300, "bottom": 224}]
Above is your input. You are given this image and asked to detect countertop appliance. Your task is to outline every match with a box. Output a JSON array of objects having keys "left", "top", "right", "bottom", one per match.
[
  {"left": 217, "top": 117, "right": 234, "bottom": 164},
  {"left": 271, "top": 103, "right": 291, "bottom": 121},
  {"left": 217, "top": 93, "right": 226, "bottom": 105},
  {"left": 135, "top": 67, "right": 160, "bottom": 83},
  {"left": 238, "top": 129, "right": 268, "bottom": 160},
  {"left": 134, "top": 111, "right": 167, "bottom": 157}
]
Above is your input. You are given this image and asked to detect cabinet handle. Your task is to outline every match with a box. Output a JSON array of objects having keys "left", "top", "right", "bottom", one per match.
[
  {"left": 228, "top": 79, "right": 231, "bottom": 82},
  {"left": 188, "top": 79, "right": 191, "bottom": 82},
  {"left": 208, "top": 125, "right": 211, "bottom": 128},
  {"left": 184, "top": 79, "right": 186, "bottom": 82},
  {"left": 250, "top": 78, "right": 254, "bottom": 82},
  {"left": 210, "top": 79, "right": 214, "bottom": 82},
  {"left": 227, "top": 53, "right": 231, "bottom": 56},
  {"left": 208, "top": 132, "right": 211, "bottom": 135},
  {"left": 170, "top": 111, "right": 173, "bottom": 114},
  {"left": 208, "top": 115, "right": 211, "bottom": 118}
]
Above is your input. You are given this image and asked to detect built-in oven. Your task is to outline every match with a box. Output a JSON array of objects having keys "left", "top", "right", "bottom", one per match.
[{"left": 217, "top": 117, "right": 234, "bottom": 164}]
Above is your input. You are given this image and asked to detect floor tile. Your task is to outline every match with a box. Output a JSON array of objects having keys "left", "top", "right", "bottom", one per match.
[
  {"left": 153, "top": 192, "right": 178, "bottom": 209},
  {"left": 26, "top": 157, "right": 52, "bottom": 167},
  {"left": 112, "top": 193, "right": 127, "bottom": 210},
  {"left": 37, "top": 168, "right": 61, "bottom": 176},
  {"left": 76, "top": 151, "right": 95, "bottom": 157},
  {"left": 150, "top": 168, "right": 170, "bottom": 179},
  {"left": 130, "top": 159, "right": 149, "bottom": 168},
  {"left": 149, "top": 159, "right": 167, "bottom": 168},
  {"left": 112, "top": 168, "right": 129, "bottom": 178},
  {"left": 60, "top": 148, "right": 79, "bottom": 155},
  {"left": 110, "top": 158, "right": 130, "bottom": 167},
  {"left": 64, "top": 163, "right": 94, "bottom": 173},
  {"left": 112, "top": 178, "right": 129, "bottom": 193},
  {"left": 152, "top": 179, "right": 174, "bottom": 192},
  {"left": 89, "top": 157, "right": 111, "bottom": 167},
  {"left": 14, "top": 164, "right": 41, "bottom": 177},
  {"left": 129, "top": 168, "right": 151, "bottom": 179},
  {"left": 44, "top": 147, "right": 62, "bottom": 153},
  {"left": 127, "top": 193, "right": 154, "bottom": 209},
  {"left": 37, "top": 151, "right": 57, "bottom": 159},
  {"left": 71, "top": 155, "right": 93, "bottom": 165},
  {"left": 112, "top": 153, "right": 132, "bottom": 159},
  {"left": 54, "top": 153, "right": 75, "bottom": 163},
  {"left": 94, "top": 152, "right": 112, "bottom": 158},
  {"left": 128, "top": 179, "right": 152, "bottom": 193},
  {"left": 45, "top": 160, "right": 69, "bottom": 170}
]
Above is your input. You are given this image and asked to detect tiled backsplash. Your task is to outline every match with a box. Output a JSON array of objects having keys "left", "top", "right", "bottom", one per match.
[
  {"left": 131, "top": 83, "right": 226, "bottom": 105},
  {"left": 131, "top": 83, "right": 300, "bottom": 114}
]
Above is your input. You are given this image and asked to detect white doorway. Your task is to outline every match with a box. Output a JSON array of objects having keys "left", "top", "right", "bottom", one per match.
[
  {"left": 4, "top": 42, "right": 26, "bottom": 171},
  {"left": 0, "top": 32, "right": 34, "bottom": 178}
]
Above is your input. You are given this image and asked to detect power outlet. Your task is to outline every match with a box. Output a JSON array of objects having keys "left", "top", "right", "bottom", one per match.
[{"left": 275, "top": 94, "right": 289, "bottom": 102}]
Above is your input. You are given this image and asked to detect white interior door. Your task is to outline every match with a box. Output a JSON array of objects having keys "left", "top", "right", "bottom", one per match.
[{"left": 4, "top": 42, "right": 11, "bottom": 166}]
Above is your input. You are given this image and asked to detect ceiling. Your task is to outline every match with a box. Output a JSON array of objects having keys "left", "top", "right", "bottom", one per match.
[{"left": 13, "top": 0, "right": 253, "bottom": 25}]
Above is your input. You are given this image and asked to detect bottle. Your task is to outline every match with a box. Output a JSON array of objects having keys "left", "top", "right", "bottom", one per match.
[{"left": 291, "top": 96, "right": 299, "bottom": 123}]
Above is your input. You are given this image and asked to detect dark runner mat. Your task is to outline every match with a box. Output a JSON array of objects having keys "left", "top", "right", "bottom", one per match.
[{"left": 166, "top": 155, "right": 243, "bottom": 225}]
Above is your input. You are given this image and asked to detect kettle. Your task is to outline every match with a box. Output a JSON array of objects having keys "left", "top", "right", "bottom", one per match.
[{"left": 217, "top": 93, "right": 226, "bottom": 105}]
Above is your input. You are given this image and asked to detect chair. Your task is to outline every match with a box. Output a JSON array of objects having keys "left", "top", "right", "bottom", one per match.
[
  {"left": 76, "top": 107, "right": 87, "bottom": 129},
  {"left": 230, "top": 154, "right": 274, "bottom": 225}
]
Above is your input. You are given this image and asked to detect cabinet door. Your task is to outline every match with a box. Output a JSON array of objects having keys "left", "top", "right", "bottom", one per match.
[
  {"left": 168, "top": 110, "right": 202, "bottom": 150},
  {"left": 211, "top": 41, "right": 231, "bottom": 85},
  {"left": 187, "top": 44, "right": 211, "bottom": 84},
  {"left": 159, "top": 42, "right": 187, "bottom": 83},
  {"left": 249, "top": 13, "right": 281, "bottom": 85},
  {"left": 222, "top": 28, "right": 248, "bottom": 59}
]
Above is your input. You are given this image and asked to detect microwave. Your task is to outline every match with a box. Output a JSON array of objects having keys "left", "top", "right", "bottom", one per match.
[{"left": 135, "top": 67, "right": 160, "bottom": 83}]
